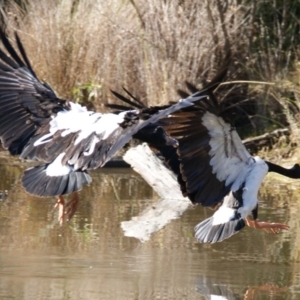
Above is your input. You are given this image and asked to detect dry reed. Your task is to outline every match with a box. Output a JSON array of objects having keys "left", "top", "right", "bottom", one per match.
[{"left": 1, "top": 0, "right": 300, "bottom": 140}]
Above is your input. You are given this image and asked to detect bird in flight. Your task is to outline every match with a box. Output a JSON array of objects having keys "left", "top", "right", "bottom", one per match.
[
  {"left": 0, "top": 29, "right": 210, "bottom": 224},
  {"left": 109, "top": 81, "right": 297, "bottom": 243}
]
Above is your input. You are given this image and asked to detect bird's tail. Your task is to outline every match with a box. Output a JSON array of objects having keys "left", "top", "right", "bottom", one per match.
[
  {"left": 194, "top": 216, "right": 245, "bottom": 243},
  {"left": 22, "top": 164, "right": 91, "bottom": 197}
]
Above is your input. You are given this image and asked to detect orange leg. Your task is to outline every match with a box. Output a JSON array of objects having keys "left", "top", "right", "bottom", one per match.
[
  {"left": 54, "top": 195, "right": 65, "bottom": 225},
  {"left": 64, "top": 191, "right": 80, "bottom": 222},
  {"left": 54, "top": 192, "right": 80, "bottom": 224},
  {"left": 245, "top": 217, "right": 289, "bottom": 234}
]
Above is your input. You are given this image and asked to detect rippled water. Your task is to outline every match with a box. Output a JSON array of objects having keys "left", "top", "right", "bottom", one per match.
[{"left": 0, "top": 156, "right": 300, "bottom": 300}]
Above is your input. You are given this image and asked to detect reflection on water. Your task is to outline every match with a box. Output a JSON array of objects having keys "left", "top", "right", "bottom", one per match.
[
  {"left": 0, "top": 158, "right": 300, "bottom": 299},
  {"left": 195, "top": 276, "right": 288, "bottom": 300}
]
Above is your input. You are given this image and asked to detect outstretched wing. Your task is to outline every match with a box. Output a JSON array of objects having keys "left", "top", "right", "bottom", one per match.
[
  {"left": 0, "top": 29, "right": 69, "bottom": 156},
  {"left": 107, "top": 81, "right": 224, "bottom": 197},
  {"left": 20, "top": 90, "right": 210, "bottom": 197},
  {"left": 163, "top": 94, "right": 253, "bottom": 207},
  {"left": 0, "top": 29, "right": 211, "bottom": 198},
  {"left": 108, "top": 87, "right": 185, "bottom": 192}
]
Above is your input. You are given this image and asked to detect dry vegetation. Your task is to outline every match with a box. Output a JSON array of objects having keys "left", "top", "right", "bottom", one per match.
[{"left": 0, "top": 0, "right": 300, "bottom": 143}]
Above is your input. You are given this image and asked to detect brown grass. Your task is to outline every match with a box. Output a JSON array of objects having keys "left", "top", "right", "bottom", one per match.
[
  {"left": 1, "top": 0, "right": 300, "bottom": 139},
  {"left": 1, "top": 1, "right": 247, "bottom": 105}
]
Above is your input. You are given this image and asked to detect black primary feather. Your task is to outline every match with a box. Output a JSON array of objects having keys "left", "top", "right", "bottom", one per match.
[
  {"left": 0, "top": 28, "right": 68, "bottom": 157},
  {"left": 107, "top": 72, "right": 228, "bottom": 200}
]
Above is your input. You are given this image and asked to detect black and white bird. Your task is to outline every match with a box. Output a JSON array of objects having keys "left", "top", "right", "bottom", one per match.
[
  {"left": 109, "top": 82, "right": 300, "bottom": 243},
  {"left": 162, "top": 89, "right": 300, "bottom": 243},
  {"left": 0, "top": 29, "right": 210, "bottom": 223}
]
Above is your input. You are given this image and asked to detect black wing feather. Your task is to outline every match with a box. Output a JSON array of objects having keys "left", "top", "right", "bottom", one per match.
[
  {"left": 22, "top": 165, "right": 92, "bottom": 197},
  {"left": 0, "top": 29, "right": 69, "bottom": 156},
  {"left": 14, "top": 32, "right": 37, "bottom": 78},
  {"left": 107, "top": 80, "right": 224, "bottom": 202}
]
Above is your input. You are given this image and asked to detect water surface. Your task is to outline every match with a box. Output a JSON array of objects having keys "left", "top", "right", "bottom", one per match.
[{"left": 0, "top": 157, "right": 300, "bottom": 300}]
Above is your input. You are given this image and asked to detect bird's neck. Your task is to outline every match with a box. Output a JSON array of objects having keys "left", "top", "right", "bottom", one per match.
[{"left": 266, "top": 161, "right": 300, "bottom": 179}]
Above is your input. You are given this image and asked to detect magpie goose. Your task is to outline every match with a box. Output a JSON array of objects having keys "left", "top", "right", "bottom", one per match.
[
  {"left": 0, "top": 30, "right": 209, "bottom": 223},
  {"left": 109, "top": 85, "right": 299, "bottom": 243},
  {"left": 163, "top": 88, "right": 299, "bottom": 243}
]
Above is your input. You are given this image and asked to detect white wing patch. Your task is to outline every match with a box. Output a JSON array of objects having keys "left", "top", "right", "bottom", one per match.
[
  {"left": 33, "top": 93, "right": 209, "bottom": 172},
  {"left": 202, "top": 111, "right": 253, "bottom": 189},
  {"left": 46, "top": 153, "right": 72, "bottom": 176},
  {"left": 34, "top": 102, "right": 128, "bottom": 147},
  {"left": 50, "top": 102, "right": 101, "bottom": 139},
  {"left": 74, "top": 112, "right": 128, "bottom": 145},
  {"left": 212, "top": 203, "right": 236, "bottom": 225}
]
